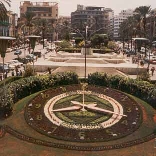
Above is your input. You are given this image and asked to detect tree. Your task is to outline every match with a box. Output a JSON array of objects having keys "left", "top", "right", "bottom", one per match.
[
  {"left": 21, "top": 11, "right": 36, "bottom": 35},
  {"left": 57, "top": 20, "right": 71, "bottom": 40},
  {"left": 90, "top": 34, "right": 108, "bottom": 48},
  {"left": 58, "top": 40, "right": 71, "bottom": 48},
  {"left": 134, "top": 6, "right": 151, "bottom": 37}
]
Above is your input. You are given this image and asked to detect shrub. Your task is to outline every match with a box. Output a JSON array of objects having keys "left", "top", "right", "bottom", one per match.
[
  {"left": 0, "top": 72, "right": 79, "bottom": 119},
  {"left": 88, "top": 72, "right": 156, "bottom": 108},
  {"left": 23, "top": 65, "right": 35, "bottom": 77}
]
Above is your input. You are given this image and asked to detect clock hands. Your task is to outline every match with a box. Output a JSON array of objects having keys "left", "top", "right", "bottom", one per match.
[
  {"left": 52, "top": 101, "right": 126, "bottom": 117},
  {"left": 52, "top": 102, "right": 97, "bottom": 112},
  {"left": 71, "top": 101, "right": 127, "bottom": 117},
  {"left": 52, "top": 105, "right": 82, "bottom": 112}
]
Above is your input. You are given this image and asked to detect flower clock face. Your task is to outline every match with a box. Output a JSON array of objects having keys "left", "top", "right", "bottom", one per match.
[{"left": 25, "top": 84, "right": 142, "bottom": 143}]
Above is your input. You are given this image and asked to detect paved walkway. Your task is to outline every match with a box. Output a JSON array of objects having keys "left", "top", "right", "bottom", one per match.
[{"left": 34, "top": 49, "right": 156, "bottom": 81}]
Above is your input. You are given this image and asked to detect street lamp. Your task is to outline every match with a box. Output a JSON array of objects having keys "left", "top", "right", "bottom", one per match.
[
  {"left": 84, "top": 26, "right": 88, "bottom": 81},
  {"left": 0, "top": 36, "right": 15, "bottom": 107},
  {"left": 26, "top": 35, "right": 40, "bottom": 74}
]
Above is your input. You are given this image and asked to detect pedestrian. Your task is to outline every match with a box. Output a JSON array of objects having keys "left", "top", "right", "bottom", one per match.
[
  {"left": 11, "top": 70, "right": 15, "bottom": 76},
  {"left": 19, "top": 70, "right": 22, "bottom": 76},
  {"left": 43, "top": 53, "right": 45, "bottom": 60},
  {"left": 147, "top": 67, "right": 149, "bottom": 73},
  {"left": 15, "top": 66, "right": 18, "bottom": 75},
  {"left": 4, "top": 72, "right": 7, "bottom": 79},
  {"left": 47, "top": 67, "right": 51, "bottom": 74},
  {"left": 36, "top": 55, "right": 38, "bottom": 61},
  {"left": 0, "top": 74, "right": 2, "bottom": 81},
  {"left": 151, "top": 67, "right": 155, "bottom": 76}
]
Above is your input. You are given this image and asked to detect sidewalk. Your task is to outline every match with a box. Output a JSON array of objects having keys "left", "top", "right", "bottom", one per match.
[{"left": 35, "top": 50, "right": 156, "bottom": 81}]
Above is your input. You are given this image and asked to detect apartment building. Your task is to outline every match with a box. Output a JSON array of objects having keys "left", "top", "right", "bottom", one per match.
[
  {"left": 113, "top": 9, "right": 134, "bottom": 39},
  {"left": 71, "top": 5, "right": 113, "bottom": 38},
  {"left": 20, "top": 1, "right": 58, "bottom": 20}
]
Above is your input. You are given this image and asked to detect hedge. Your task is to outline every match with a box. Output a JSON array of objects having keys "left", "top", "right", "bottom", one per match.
[
  {"left": 0, "top": 72, "right": 79, "bottom": 118},
  {"left": 88, "top": 72, "right": 156, "bottom": 108}
]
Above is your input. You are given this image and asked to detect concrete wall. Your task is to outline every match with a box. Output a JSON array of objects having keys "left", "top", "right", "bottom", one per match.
[{"left": 116, "top": 67, "right": 146, "bottom": 75}]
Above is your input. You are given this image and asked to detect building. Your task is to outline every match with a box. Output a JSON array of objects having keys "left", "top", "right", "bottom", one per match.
[
  {"left": 105, "top": 8, "right": 114, "bottom": 39},
  {"left": 20, "top": 1, "right": 58, "bottom": 20},
  {"left": 19, "top": 1, "right": 58, "bottom": 40},
  {"left": 71, "top": 5, "right": 113, "bottom": 38},
  {"left": 8, "top": 11, "right": 18, "bottom": 37},
  {"left": 0, "top": 2, "right": 10, "bottom": 36},
  {"left": 113, "top": 9, "right": 134, "bottom": 39}
]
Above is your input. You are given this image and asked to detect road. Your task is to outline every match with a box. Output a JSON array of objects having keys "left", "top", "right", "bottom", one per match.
[{"left": 0, "top": 43, "right": 45, "bottom": 63}]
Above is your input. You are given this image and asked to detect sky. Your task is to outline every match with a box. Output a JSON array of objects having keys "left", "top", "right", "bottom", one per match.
[{"left": 7, "top": 0, "right": 156, "bottom": 17}]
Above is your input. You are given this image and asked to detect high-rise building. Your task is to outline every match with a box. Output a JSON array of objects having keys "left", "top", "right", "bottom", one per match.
[
  {"left": 71, "top": 5, "right": 113, "bottom": 38},
  {"left": 113, "top": 9, "right": 134, "bottom": 39}
]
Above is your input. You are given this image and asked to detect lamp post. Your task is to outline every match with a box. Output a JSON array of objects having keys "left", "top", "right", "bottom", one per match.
[
  {"left": 26, "top": 35, "right": 40, "bottom": 74},
  {"left": 84, "top": 26, "right": 88, "bottom": 81},
  {"left": 0, "top": 36, "right": 15, "bottom": 106}
]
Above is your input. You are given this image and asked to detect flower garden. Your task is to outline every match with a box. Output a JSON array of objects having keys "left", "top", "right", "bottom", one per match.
[{"left": 0, "top": 72, "right": 156, "bottom": 154}]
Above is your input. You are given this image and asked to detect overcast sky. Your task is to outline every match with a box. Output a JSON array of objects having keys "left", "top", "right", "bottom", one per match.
[{"left": 9, "top": 0, "right": 156, "bottom": 16}]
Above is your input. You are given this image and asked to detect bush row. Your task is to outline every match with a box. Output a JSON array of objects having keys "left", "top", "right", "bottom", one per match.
[
  {"left": 59, "top": 48, "right": 81, "bottom": 53},
  {"left": 88, "top": 72, "right": 156, "bottom": 108},
  {"left": 0, "top": 72, "right": 79, "bottom": 118}
]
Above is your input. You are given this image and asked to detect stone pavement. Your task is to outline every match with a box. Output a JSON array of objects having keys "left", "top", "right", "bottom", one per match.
[{"left": 34, "top": 49, "right": 156, "bottom": 81}]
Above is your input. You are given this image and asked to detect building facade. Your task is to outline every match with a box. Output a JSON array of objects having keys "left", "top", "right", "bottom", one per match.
[
  {"left": 8, "top": 11, "right": 18, "bottom": 37},
  {"left": 0, "top": 2, "right": 10, "bottom": 36},
  {"left": 113, "top": 9, "right": 134, "bottom": 39},
  {"left": 20, "top": 1, "right": 58, "bottom": 20},
  {"left": 71, "top": 5, "right": 113, "bottom": 38}
]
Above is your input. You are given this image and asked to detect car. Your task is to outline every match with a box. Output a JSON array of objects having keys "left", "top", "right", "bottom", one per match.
[
  {"left": 6, "top": 60, "right": 23, "bottom": 68},
  {"left": 144, "top": 53, "right": 156, "bottom": 64},
  {"left": 14, "top": 50, "right": 22, "bottom": 55},
  {"left": 6, "top": 48, "right": 13, "bottom": 53},
  {"left": 31, "top": 51, "right": 41, "bottom": 58},
  {"left": 0, "top": 63, "right": 10, "bottom": 72},
  {"left": 25, "top": 54, "right": 36, "bottom": 61}
]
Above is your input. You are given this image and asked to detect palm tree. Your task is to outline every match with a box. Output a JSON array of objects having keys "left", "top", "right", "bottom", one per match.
[
  {"left": 134, "top": 6, "right": 151, "bottom": 37},
  {"left": 119, "top": 19, "right": 129, "bottom": 50},
  {"left": 21, "top": 11, "right": 36, "bottom": 35}
]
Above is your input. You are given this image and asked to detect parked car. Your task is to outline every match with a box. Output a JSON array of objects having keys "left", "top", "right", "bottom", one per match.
[
  {"left": 31, "top": 51, "right": 41, "bottom": 58},
  {"left": 25, "top": 54, "right": 36, "bottom": 62},
  {"left": 6, "top": 60, "right": 23, "bottom": 68},
  {"left": 14, "top": 50, "right": 22, "bottom": 55},
  {"left": 0, "top": 63, "right": 10, "bottom": 72},
  {"left": 6, "top": 48, "right": 13, "bottom": 53},
  {"left": 144, "top": 53, "right": 156, "bottom": 64}
]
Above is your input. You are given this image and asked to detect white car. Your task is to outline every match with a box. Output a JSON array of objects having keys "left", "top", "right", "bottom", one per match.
[
  {"left": 6, "top": 60, "right": 23, "bottom": 68},
  {"left": 6, "top": 48, "right": 13, "bottom": 53}
]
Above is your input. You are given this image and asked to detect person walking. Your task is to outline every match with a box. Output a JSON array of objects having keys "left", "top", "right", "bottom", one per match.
[
  {"left": 151, "top": 67, "right": 155, "bottom": 76},
  {"left": 11, "top": 70, "right": 15, "bottom": 76},
  {"left": 19, "top": 70, "right": 23, "bottom": 76}
]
